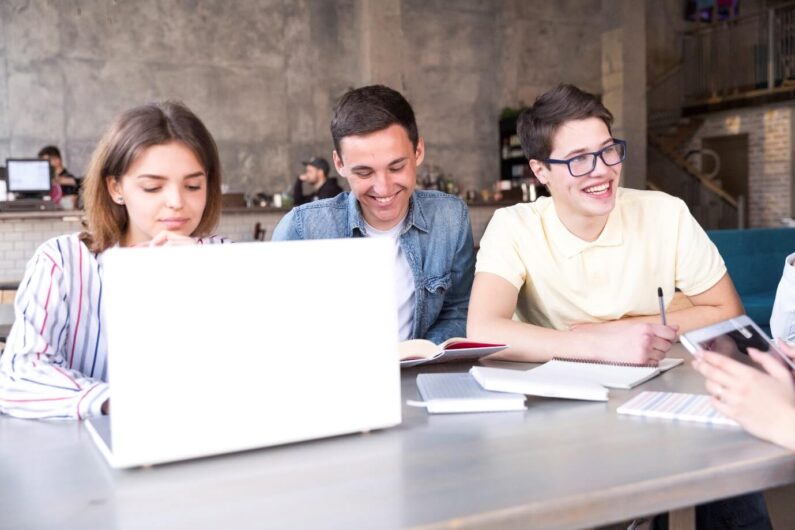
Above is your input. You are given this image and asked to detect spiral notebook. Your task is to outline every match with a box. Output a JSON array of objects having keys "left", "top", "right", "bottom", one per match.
[{"left": 536, "top": 357, "right": 685, "bottom": 390}]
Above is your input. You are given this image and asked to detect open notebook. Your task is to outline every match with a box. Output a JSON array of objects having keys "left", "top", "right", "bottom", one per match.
[
  {"left": 399, "top": 338, "right": 507, "bottom": 367},
  {"left": 534, "top": 357, "right": 684, "bottom": 390}
]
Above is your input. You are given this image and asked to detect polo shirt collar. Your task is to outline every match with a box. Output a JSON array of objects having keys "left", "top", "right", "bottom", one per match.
[
  {"left": 543, "top": 199, "right": 624, "bottom": 258},
  {"left": 346, "top": 191, "right": 428, "bottom": 236}
]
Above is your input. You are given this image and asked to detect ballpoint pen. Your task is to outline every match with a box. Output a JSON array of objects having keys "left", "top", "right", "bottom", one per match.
[{"left": 657, "top": 287, "right": 667, "bottom": 326}]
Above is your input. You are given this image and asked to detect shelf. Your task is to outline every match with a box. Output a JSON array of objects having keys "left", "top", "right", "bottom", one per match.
[{"left": 499, "top": 115, "right": 525, "bottom": 180}]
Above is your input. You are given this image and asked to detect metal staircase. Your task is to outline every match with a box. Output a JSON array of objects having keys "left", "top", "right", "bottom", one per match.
[
  {"left": 646, "top": 121, "right": 743, "bottom": 230},
  {"left": 643, "top": 3, "right": 795, "bottom": 230}
]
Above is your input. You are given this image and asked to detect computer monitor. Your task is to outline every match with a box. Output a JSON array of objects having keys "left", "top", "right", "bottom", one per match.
[{"left": 6, "top": 159, "right": 52, "bottom": 196}]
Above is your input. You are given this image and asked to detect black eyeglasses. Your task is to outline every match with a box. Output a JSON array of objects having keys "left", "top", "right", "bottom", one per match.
[{"left": 544, "top": 140, "right": 627, "bottom": 177}]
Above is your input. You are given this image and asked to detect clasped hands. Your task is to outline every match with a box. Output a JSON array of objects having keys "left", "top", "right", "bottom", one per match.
[{"left": 132, "top": 231, "right": 197, "bottom": 248}]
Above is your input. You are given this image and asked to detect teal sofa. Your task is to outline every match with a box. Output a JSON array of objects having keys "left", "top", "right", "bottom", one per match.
[{"left": 707, "top": 228, "right": 795, "bottom": 334}]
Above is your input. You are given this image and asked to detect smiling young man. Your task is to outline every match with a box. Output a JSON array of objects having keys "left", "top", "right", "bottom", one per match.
[
  {"left": 473, "top": 84, "right": 767, "bottom": 530},
  {"left": 272, "top": 85, "right": 475, "bottom": 343},
  {"left": 468, "top": 84, "right": 744, "bottom": 365}
]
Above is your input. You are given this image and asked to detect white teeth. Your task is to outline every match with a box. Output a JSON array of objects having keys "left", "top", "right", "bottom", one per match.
[
  {"left": 584, "top": 183, "right": 609, "bottom": 194},
  {"left": 374, "top": 195, "right": 395, "bottom": 204}
]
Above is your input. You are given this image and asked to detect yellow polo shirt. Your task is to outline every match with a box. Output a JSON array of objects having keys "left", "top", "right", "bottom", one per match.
[{"left": 475, "top": 188, "right": 727, "bottom": 330}]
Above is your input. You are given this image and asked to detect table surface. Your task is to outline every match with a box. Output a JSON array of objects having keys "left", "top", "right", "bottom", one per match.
[{"left": 2, "top": 346, "right": 794, "bottom": 530}]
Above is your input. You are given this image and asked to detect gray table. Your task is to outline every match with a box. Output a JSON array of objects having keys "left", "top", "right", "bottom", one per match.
[{"left": 2, "top": 346, "right": 794, "bottom": 530}]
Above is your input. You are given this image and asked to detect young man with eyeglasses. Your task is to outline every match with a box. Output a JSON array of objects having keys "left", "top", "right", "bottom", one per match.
[
  {"left": 468, "top": 84, "right": 744, "bottom": 365},
  {"left": 471, "top": 84, "right": 768, "bottom": 530}
]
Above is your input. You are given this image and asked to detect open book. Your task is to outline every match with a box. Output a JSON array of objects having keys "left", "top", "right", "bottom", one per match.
[
  {"left": 408, "top": 373, "right": 526, "bottom": 414},
  {"left": 399, "top": 338, "right": 508, "bottom": 367}
]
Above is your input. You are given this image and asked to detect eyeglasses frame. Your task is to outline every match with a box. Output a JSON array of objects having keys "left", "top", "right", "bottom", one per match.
[{"left": 543, "top": 139, "right": 628, "bottom": 178}]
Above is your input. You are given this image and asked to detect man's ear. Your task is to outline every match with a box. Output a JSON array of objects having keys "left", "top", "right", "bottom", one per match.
[
  {"left": 332, "top": 150, "right": 345, "bottom": 177},
  {"left": 414, "top": 137, "right": 425, "bottom": 167},
  {"left": 528, "top": 159, "right": 549, "bottom": 185}
]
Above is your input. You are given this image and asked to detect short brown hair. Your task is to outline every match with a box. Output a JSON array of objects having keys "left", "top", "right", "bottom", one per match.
[
  {"left": 517, "top": 84, "right": 613, "bottom": 163},
  {"left": 80, "top": 101, "right": 222, "bottom": 252},
  {"left": 330, "top": 85, "right": 419, "bottom": 154},
  {"left": 38, "top": 145, "right": 61, "bottom": 159}
]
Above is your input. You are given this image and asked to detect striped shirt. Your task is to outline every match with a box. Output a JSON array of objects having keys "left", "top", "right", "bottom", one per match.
[{"left": 0, "top": 233, "right": 229, "bottom": 420}]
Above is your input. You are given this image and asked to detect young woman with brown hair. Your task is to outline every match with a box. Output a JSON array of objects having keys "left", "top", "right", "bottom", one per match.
[{"left": 0, "top": 101, "right": 228, "bottom": 419}]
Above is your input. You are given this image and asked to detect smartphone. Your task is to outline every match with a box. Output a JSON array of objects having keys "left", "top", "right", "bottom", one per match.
[{"left": 681, "top": 315, "right": 795, "bottom": 370}]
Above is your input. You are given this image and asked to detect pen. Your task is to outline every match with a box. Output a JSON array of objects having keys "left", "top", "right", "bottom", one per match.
[{"left": 657, "top": 287, "right": 667, "bottom": 326}]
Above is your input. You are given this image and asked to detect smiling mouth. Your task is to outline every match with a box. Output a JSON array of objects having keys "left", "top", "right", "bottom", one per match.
[
  {"left": 583, "top": 182, "right": 611, "bottom": 194},
  {"left": 369, "top": 191, "right": 401, "bottom": 205}
]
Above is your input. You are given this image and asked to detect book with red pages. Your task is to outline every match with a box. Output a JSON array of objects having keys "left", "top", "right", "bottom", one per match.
[{"left": 399, "top": 337, "right": 508, "bottom": 367}]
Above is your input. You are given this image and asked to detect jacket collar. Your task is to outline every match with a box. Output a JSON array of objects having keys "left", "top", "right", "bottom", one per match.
[{"left": 346, "top": 191, "right": 429, "bottom": 236}]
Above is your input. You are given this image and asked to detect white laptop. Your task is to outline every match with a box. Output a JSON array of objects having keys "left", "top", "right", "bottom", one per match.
[{"left": 86, "top": 238, "right": 401, "bottom": 468}]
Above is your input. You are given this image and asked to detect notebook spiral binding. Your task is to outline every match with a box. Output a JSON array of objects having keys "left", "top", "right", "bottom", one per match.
[{"left": 552, "top": 356, "right": 659, "bottom": 368}]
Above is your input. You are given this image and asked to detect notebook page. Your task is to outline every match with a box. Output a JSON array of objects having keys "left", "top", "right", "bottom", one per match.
[
  {"left": 532, "top": 359, "right": 660, "bottom": 389},
  {"left": 617, "top": 391, "right": 738, "bottom": 426}
]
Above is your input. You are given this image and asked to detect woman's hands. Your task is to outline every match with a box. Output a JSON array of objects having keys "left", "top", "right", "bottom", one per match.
[{"left": 694, "top": 341, "right": 795, "bottom": 450}]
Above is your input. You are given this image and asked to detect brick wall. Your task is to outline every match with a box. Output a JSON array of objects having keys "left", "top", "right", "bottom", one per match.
[
  {"left": 686, "top": 104, "right": 793, "bottom": 227},
  {"left": 0, "top": 215, "right": 84, "bottom": 284}
]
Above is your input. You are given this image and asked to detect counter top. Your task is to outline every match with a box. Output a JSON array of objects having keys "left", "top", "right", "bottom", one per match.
[
  {"left": 0, "top": 209, "right": 85, "bottom": 220},
  {"left": 216, "top": 206, "right": 291, "bottom": 214},
  {"left": 0, "top": 206, "right": 289, "bottom": 220},
  {"left": 0, "top": 201, "right": 518, "bottom": 221}
]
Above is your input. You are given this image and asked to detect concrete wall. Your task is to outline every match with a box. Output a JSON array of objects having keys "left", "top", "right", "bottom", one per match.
[
  {"left": 401, "top": 0, "right": 607, "bottom": 193},
  {"left": 0, "top": 0, "right": 360, "bottom": 196},
  {"left": 0, "top": 0, "right": 628, "bottom": 197},
  {"left": 601, "top": 0, "right": 646, "bottom": 189}
]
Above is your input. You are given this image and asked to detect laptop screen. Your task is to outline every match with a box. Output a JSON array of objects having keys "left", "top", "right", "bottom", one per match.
[{"left": 6, "top": 159, "right": 52, "bottom": 194}]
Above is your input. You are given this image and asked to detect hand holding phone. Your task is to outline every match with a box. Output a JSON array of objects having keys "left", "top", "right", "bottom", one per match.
[{"left": 681, "top": 315, "right": 795, "bottom": 371}]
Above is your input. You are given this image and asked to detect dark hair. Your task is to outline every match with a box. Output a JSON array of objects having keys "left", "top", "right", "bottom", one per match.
[
  {"left": 517, "top": 84, "right": 613, "bottom": 163},
  {"left": 330, "top": 85, "right": 419, "bottom": 154},
  {"left": 81, "top": 101, "right": 223, "bottom": 252},
  {"left": 38, "top": 145, "right": 61, "bottom": 159}
]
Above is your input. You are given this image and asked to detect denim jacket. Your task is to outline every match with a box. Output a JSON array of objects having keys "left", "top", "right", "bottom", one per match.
[{"left": 272, "top": 190, "right": 475, "bottom": 343}]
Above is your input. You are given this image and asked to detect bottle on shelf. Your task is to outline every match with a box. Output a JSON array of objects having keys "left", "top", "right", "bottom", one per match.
[{"left": 508, "top": 134, "right": 524, "bottom": 158}]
